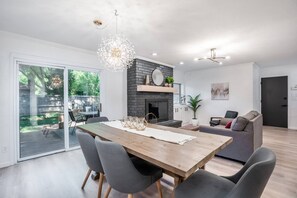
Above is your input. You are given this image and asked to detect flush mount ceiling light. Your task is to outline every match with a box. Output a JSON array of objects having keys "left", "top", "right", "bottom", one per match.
[
  {"left": 197, "top": 48, "right": 230, "bottom": 65},
  {"left": 95, "top": 10, "right": 135, "bottom": 72}
]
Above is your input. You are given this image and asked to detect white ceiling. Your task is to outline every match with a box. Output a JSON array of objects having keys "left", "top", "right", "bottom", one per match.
[{"left": 0, "top": 0, "right": 297, "bottom": 71}]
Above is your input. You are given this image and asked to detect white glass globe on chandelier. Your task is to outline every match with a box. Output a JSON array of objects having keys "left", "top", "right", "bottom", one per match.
[{"left": 97, "top": 10, "right": 135, "bottom": 72}]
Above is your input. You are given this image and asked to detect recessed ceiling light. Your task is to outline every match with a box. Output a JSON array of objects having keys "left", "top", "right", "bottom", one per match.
[
  {"left": 180, "top": 61, "right": 184, "bottom": 65},
  {"left": 225, "top": 56, "right": 231, "bottom": 60},
  {"left": 194, "top": 58, "right": 199, "bottom": 61},
  {"left": 219, "top": 62, "right": 223, "bottom": 65},
  {"left": 152, "top": 52, "right": 157, "bottom": 56}
]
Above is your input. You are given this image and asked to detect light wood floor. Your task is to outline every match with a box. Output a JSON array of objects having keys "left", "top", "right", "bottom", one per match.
[{"left": 0, "top": 126, "right": 296, "bottom": 198}]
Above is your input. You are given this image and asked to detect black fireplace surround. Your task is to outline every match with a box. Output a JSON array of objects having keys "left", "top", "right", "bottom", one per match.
[{"left": 145, "top": 99, "right": 168, "bottom": 123}]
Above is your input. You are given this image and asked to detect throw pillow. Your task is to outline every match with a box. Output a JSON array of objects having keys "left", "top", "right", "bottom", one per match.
[
  {"left": 243, "top": 112, "right": 256, "bottom": 120},
  {"left": 231, "top": 117, "right": 237, "bottom": 129},
  {"left": 231, "top": 116, "right": 249, "bottom": 131},
  {"left": 225, "top": 121, "right": 232, "bottom": 129},
  {"left": 243, "top": 110, "right": 260, "bottom": 120},
  {"left": 251, "top": 110, "right": 260, "bottom": 117}
]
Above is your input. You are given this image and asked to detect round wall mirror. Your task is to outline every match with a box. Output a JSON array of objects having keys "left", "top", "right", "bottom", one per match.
[{"left": 152, "top": 69, "right": 164, "bottom": 86}]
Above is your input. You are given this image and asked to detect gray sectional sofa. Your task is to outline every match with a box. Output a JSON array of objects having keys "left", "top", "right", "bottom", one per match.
[{"left": 199, "top": 111, "right": 263, "bottom": 162}]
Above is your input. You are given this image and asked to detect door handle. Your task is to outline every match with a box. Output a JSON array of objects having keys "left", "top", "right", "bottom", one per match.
[{"left": 281, "top": 105, "right": 288, "bottom": 107}]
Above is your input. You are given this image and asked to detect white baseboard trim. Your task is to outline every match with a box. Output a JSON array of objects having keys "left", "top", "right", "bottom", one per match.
[
  {"left": 288, "top": 127, "right": 297, "bottom": 130},
  {"left": 0, "top": 161, "right": 13, "bottom": 169}
]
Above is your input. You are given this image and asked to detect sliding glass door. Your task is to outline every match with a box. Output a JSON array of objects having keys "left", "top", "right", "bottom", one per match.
[
  {"left": 18, "top": 62, "right": 100, "bottom": 160},
  {"left": 19, "top": 64, "right": 65, "bottom": 159},
  {"left": 68, "top": 69, "right": 100, "bottom": 148}
]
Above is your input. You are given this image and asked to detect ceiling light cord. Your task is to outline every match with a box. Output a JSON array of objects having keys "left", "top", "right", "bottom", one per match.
[
  {"left": 97, "top": 9, "right": 135, "bottom": 71},
  {"left": 115, "top": 9, "right": 118, "bottom": 34},
  {"left": 211, "top": 48, "right": 216, "bottom": 59}
]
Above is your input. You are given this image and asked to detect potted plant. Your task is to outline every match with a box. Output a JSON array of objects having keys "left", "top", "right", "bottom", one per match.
[
  {"left": 187, "top": 94, "right": 202, "bottom": 126},
  {"left": 165, "top": 76, "right": 174, "bottom": 87}
]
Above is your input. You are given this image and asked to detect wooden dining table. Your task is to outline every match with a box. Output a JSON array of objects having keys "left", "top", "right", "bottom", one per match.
[{"left": 77, "top": 122, "right": 232, "bottom": 187}]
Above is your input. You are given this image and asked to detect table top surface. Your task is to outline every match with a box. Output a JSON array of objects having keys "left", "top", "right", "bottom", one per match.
[
  {"left": 179, "top": 124, "right": 200, "bottom": 131},
  {"left": 78, "top": 122, "right": 232, "bottom": 178}
]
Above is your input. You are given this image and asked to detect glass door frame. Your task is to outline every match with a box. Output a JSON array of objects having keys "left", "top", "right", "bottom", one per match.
[
  {"left": 66, "top": 66, "right": 101, "bottom": 148},
  {"left": 16, "top": 60, "right": 101, "bottom": 162}
]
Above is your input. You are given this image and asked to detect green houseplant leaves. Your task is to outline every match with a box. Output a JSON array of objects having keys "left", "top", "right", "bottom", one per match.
[{"left": 187, "top": 94, "right": 202, "bottom": 119}]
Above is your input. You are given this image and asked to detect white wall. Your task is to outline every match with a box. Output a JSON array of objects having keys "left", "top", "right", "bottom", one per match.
[
  {"left": 173, "top": 69, "right": 185, "bottom": 84},
  {"left": 260, "top": 64, "right": 297, "bottom": 130},
  {"left": 184, "top": 63, "right": 256, "bottom": 125},
  {"left": 173, "top": 69, "right": 186, "bottom": 97},
  {"left": 0, "top": 31, "right": 127, "bottom": 168},
  {"left": 253, "top": 63, "right": 261, "bottom": 111}
]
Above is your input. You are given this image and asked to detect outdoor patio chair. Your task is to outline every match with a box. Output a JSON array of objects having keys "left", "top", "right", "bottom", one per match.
[{"left": 69, "top": 110, "right": 86, "bottom": 134}]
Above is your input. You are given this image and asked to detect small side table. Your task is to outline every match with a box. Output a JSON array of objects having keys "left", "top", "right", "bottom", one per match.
[{"left": 179, "top": 124, "right": 200, "bottom": 131}]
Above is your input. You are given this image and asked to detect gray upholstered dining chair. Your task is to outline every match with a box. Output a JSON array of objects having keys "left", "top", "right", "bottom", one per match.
[
  {"left": 86, "top": 116, "right": 109, "bottom": 124},
  {"left": 175, "top": 147, "right": 276, "bottom": 198},
  {"left": 94, "top": 137, "right": 163, "bottom": 198},
  {"left": 76, "top": 130, "right": 105, "bottom": 198}
]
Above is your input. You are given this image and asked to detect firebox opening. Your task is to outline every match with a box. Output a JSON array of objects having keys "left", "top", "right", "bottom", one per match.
[{"left": 145, "top": 99, "right": 168, "bottom": 123}]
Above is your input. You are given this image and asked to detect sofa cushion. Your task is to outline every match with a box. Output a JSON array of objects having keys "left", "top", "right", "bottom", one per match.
[
  {"left": 243, "top": 111, "right": 260, "bottom": 120},
  {"left": 225, "top": 121, "right": 232, "bottom": 129},
  {"left": 251, "top": 110, "right": 260, "bottom": 117},
  {"left": 231, "top": 116, "right": 249, "bottom": 131},
  {"left": 243, "top": 112, "right": 255, "bottom": 120}
]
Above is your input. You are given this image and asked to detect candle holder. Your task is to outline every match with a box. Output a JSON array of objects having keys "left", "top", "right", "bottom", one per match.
[{"left": 121, "top": 116, "right": 147, "bottom": 131}]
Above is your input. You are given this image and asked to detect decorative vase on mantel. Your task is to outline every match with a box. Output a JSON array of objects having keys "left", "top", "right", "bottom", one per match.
[{"left": 145, "top": 75, "right": 150, "bottom": 85}]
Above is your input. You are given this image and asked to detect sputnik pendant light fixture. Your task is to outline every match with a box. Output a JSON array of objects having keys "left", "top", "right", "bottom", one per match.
[
  {"left": 96, "top": 10, "right": 136, "bottom": 71},
  {"left": 51, "top": 74, "right": 63, "bottom": 89},
  {"left": 197, "top": 48, "right": 230, "bottom": 65}
]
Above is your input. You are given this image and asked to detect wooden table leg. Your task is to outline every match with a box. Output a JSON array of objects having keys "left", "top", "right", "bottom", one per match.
[
  {"left": 173, "top": 177, "right": 182, "bottom": 188},
  {"left": 171, "top": 177, "right": 182, "bottom": 198},
  {"left": 171, "top": 191, "right": 175, "bottom": 198}
]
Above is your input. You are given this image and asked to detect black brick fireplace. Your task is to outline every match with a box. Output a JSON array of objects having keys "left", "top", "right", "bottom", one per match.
[{"left": 127, "top": 58, "right": 173, "bottom": 122}]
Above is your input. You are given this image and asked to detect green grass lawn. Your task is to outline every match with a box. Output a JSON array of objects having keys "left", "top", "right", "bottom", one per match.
[{"left": 20, "top": 113, "right": 60, "bottom": 133}]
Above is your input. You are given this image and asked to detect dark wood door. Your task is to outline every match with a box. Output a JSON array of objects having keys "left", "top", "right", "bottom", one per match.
[{"left": 261, "top": 76, "right": 288, "bottom": 128}]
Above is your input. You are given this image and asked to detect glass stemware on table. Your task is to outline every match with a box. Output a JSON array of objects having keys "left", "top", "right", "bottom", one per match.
[{"left": 121, "top": 116, "right": 148, "bottom": 131}]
